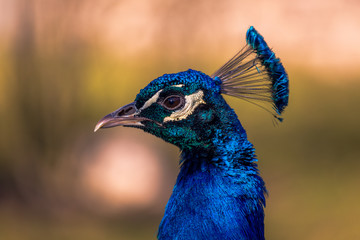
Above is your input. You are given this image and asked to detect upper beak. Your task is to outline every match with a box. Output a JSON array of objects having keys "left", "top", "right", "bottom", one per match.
[{"left": 94, "top": 102, "right": 147, "bottom": 132}]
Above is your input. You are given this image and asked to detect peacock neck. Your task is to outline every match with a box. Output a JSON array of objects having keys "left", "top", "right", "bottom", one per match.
[{"left": 158, "top": 127, "right": 266, "bottom": 240}]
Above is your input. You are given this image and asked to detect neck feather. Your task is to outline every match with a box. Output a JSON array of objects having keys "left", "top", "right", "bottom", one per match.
[{"left": 158, "top": 128, "right": 266, "bottom": 240}]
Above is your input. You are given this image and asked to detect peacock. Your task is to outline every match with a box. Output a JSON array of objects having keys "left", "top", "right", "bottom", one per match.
[{"left": 95, "top": 26, "right": 289, "bottom": 240}]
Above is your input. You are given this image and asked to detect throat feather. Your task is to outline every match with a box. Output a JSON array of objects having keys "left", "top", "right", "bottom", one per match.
[{"left": 158, "top": 150, "right": 266, "bottom": 240}]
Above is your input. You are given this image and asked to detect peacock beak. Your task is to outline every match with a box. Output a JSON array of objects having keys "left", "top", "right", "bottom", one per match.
[{"left": 94, "top": 102, "right": 147, "bottom": 132}]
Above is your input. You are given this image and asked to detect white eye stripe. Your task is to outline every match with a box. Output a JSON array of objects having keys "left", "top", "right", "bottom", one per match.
[
  {"left": 140, "top": 89, "right": 163, "bottom": 111},
  {"left": 164, "top": 90, "right": 205, "bottom": 122},
  {"left": 171, "top": 84, "right": 184, "bottom": 88},
  {"left": 139, "top": 84, "right": 184, "bottom": 111}
]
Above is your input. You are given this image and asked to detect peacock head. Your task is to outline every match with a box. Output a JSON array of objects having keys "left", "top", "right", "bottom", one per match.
[
  {"left": 94, "top": 26, "right": 289, "bottom": 151},
  {"left": 94, "top": 70, "right": 232, "bottom": 150}
]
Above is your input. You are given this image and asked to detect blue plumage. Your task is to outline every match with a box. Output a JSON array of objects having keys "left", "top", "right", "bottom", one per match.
[{"left": 95, "top": 26, "right": 289, "bottom": 239}]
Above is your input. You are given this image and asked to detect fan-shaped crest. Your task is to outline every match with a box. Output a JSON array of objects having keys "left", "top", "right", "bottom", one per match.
[{"left": 212, "top": 26, "right": 289, "bottom": 121}]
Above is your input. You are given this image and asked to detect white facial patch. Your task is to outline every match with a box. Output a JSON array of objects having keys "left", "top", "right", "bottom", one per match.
[
  {"left": 171, "top": 84, "right": 184, "bottom": 88},
  {"left": 164, "top": 90, "right": 206, "bottom": 122},
  {"left": 139, "top": 84, "right": 185, "bottom": 111},
  {"left": 140, "top": 89, "right": 163, "bottom": 111}
]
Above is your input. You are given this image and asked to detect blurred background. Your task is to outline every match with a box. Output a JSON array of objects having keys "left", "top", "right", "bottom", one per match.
[{"left": 1, "top": 0, "right": 360, "bottom": 239}]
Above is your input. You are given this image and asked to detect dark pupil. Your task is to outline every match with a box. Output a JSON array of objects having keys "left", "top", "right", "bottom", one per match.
[{"left": 165, "top": 96, "right": 181, "bottom": 109}]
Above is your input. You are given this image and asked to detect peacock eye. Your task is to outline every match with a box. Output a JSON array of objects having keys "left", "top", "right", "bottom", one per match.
[{"left": 162, "top": 95, "right": 185, "bottom": 110}]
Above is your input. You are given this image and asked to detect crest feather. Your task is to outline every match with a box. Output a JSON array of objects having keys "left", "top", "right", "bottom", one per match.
[{"left": 212, "top": 26, "right": 289, "bottom": 121}]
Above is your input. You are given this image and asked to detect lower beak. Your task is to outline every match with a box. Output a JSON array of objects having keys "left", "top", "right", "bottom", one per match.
[{"left": 94, "top": 102, "right": 148, "bottom": 132}]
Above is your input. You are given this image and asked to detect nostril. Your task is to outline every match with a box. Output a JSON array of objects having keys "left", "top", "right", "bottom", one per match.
[
  {"left": 117, "top": 109, "right": 125, "bottom": 116},
  {"left": 117, "top": 105, "right": 136, "bottom": 116},
  {"left": 124, "top": 106, "right": 136, "bottom": 115}
]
